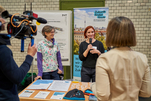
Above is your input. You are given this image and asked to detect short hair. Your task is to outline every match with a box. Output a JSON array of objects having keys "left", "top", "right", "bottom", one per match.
[
  {"left": 84, "top": 26, "right": 95, "bottom": 38},
  {"left": 42, "top": 25, "right": 55, "bottom": 38},
  {"left": 106, "top": 16, "right": 136, "bottom": 47},
  {"left": 0, "top": 6, "right": 5, "bottom": 17}
]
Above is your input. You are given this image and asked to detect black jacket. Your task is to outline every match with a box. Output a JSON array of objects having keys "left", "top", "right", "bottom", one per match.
[{"left": 0, "top": 34, "right": 33, "bottom": 101}]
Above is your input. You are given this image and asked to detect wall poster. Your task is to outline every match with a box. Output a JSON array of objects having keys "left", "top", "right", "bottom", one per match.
[{"left": 33, "top": 10, "right": 72, "bottom": 66}]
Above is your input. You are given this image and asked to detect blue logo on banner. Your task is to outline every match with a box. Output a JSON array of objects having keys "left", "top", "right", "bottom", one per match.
[
  {"left": 73, "top": 55, "right": 82, "bottom": 77},
  {"left": 94, "top": 10, "right": 106, "bottom": 18}
]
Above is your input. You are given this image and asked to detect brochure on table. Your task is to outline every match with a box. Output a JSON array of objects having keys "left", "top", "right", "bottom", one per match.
[
  {"left": 50, "top": 92, "right": 65, "bottom": 100},
  {"left": 27, "top": 80, "right": 53, "bottom": 89},
  {"left": 34, "top": 91, "right": 50, "bottom": 99},
  {"left": 19, "top": 90, "right": 35, "bottom": 97},
  {"left": 48, "top": 80, "right": 71, "bottom": 91}
]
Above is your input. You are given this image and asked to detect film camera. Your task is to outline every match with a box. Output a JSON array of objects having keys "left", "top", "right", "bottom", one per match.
[{"left": 1, "top": 10, "right": 47, "bottom": 51}]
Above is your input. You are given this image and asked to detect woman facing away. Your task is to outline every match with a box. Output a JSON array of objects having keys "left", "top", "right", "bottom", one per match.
[
  {"left": 79, "top": 26, "right": 105, "bottom": 82},
  {"left": 35, "top": 25, "right": 63, "bottom": 80},
  {"left": 91, "top": 16, "right": 151, "bottom": 101}
]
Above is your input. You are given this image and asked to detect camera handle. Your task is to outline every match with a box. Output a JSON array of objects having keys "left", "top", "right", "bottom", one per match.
[
  {"left": 21, "top": 34, "right": 34, "bottom": 52},
  {"left": 30, "top": 35, "right": 34, "bottom": 46},
  {"left": 21, "top": 38, "right": 25, "bottom": 52}
]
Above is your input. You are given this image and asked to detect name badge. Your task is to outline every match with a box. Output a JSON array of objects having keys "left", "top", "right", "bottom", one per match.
[{"left": 92, "top": 46, "right": 97, "bottom": 50}]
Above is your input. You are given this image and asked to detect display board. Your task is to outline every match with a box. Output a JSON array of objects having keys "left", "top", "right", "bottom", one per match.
[
  {"left": 73, "top": 7, "right": 109, "bottom": 81},
  {"left": 33, "top": 10, "right": 72, "bottom": 66}
]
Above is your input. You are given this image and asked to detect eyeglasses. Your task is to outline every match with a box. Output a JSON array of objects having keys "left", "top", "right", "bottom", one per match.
[
  {"left": 50, "top": 31, "right": 55, "bottom": 33},
  {"left": 50, "top": 31, "right": 58, "bottom": 34}
]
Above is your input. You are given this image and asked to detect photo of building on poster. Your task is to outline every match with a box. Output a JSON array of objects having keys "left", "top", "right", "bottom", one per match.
[{"left": 73, "top": 7, "right": 109, "bottom": 81}]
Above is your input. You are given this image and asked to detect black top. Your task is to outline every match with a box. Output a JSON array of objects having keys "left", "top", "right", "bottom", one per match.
[
  {"left": 79, "top": 40, "right": 105, "bottom": 68},
  {"left": 0, "top": 35, "right": 33, "bottom": 101}
]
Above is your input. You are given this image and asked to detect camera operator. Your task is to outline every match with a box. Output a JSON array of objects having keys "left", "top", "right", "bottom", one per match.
[{"left": 0, "top": 6, "right": 37, "bottom": 101}]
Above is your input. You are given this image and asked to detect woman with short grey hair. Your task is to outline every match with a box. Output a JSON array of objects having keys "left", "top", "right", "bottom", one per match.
[{"left": 35, "top": 25, "right": 63, "bottom": 80}]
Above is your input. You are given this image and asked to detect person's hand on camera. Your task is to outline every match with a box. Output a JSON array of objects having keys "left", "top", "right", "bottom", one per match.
[
  {"left": 27, "top": 43, "right": 37, "bottom": 57},
  {"left": 34, "top": 76, "right": 42, "bottom": 80}
]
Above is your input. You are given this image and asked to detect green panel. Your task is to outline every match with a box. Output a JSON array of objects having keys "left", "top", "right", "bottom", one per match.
[
  {"left": 60, "top": 0, "right": 105, "bottom": 80},
  {"left": 60, "top": 2, "right": 104, "bottom": 10}
]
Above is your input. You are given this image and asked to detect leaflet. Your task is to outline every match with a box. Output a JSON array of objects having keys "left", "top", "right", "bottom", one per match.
[
  {"left": 34, "top": 91, "right": 50, "bottom": 99},
  {"left": 48, "top": 80, "right": 71, "bottom": 91},
  {"left": 50, "top": 92, "right": 65, "bottom": 100},
  {"left": 27, "top": 80, "right": 53, "bottom": 89},
  {"left": 19, "top": 90, "right": 35, "bottom": 97}
]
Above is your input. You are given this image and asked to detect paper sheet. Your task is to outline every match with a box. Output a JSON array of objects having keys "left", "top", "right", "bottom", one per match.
[
  {"left": 27, "top": 80, "right": 53, "bottom": 90},
  {"left": 34, "top": 91, "right": 50, "bottom": 99},
  {"left": 48, "top": 80, "right": 71, "bottom": 91},
  {"left": 50, "top": 92, "right": 65, "bottom": 100},
  {"left": 19, "top": 90, "right": 35, "bottom": 97}
]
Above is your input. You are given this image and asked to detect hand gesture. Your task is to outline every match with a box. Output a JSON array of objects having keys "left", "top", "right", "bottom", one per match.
[
  {"left": 34, "top": 76, "right": 42, "bottom": 80},
  {"left": 87, "top": 44, "right": 93, "bottom": 51},
  {"left": 27, "top": 43, "right": 37, "bottom": 57}
]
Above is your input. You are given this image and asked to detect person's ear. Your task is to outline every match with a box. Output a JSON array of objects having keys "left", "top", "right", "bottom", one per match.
[{"left": 44, "top": 32, "right": 48, "bottom": 37}]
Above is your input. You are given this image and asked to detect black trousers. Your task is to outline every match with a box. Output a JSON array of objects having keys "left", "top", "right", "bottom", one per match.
[
  {"left": 81, "top": 67, "right": 95, "bottom": 82},
  {"left": 42, "top": 69, "right": 60, "bottom": 80},
  {"left": 139, "top": 97, "right": 151, "bottom": 101}
]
